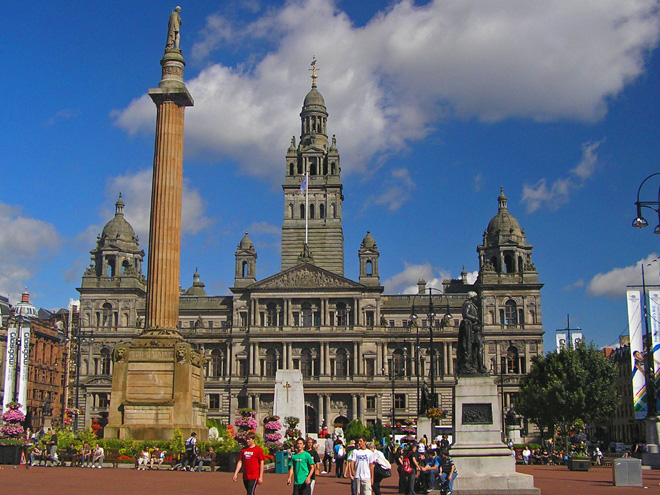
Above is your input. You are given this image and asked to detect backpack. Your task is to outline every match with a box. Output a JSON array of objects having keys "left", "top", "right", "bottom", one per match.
[
  {"left": 185, "top": 438, "right": 195, "bottom": 452},
  {"left": 402, "top": 457, "right": 413, "bottom": 473},
  {"left": 337, "top": 446, "right": 345, "bottom": 459}
]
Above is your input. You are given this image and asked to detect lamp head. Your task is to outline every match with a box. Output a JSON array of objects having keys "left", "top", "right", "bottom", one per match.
[{"left": 633, "top": 202, "right": 649, "bottom": 228}]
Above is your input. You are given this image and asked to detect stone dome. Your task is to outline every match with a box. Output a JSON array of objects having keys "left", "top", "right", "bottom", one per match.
[
  {"left": 303, "top": 87, "right": 326, "bottom": 109},
  {"left": 361, "top": 230, "right": 377, "bottom": 249},
  {"left": 185, "top": 268, "right": 207, "bottom": 296},
  {"left": 486, "top": 188, "right": 523, "bottom": 240},
  {"left": 100, "top": 194, "right": 138, "bottom": 246},
  {"left": 239, "top": 232, "right": 254, "bottom": 250}
]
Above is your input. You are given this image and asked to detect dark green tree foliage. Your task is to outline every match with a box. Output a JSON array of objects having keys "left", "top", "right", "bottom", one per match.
[
  {"left": 368, "top": 418, "right": 387, "bottom": 443},
  {"left": 517, "top": 342, "right": 619, "bottom": 436},
  {"left": 344, "top": 419, "right": 370, "bottom": 442}
]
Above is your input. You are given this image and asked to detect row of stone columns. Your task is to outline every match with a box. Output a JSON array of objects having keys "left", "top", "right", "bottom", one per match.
[{"left": 249, "top": 297, "right": 369, "bottom": 327}]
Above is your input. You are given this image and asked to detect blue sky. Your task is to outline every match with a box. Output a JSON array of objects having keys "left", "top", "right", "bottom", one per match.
[{"left": 3, "top": 0, "right": 660, "bottom": 352}]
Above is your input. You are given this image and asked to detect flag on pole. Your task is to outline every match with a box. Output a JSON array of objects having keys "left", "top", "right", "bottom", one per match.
[
  {"left": 300, "top": 175, "right": 308, "bottom": 194},
  {"left": 627, "top": 290, "right": 646, "bottom": 419}
]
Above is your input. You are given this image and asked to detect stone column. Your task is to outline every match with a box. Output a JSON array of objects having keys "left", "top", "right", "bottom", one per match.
[
  {"left": 351, "top": 394, "right": 358, "bottom": 420},
  {"left": 144, "top": 50, "right": 193, "bottom": 334}
]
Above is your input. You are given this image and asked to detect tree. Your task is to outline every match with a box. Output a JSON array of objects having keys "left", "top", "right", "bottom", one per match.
[
  {"left": 517, "top": 341, "right": 618, "bottom": 443},
  {"left": 344, "top": 419, "right": 370, "bottom": 442}
]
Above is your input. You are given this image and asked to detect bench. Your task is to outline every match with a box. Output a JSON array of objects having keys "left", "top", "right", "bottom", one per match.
[{"left": 104, "top": 448, "right": 121, "bottom": 468}]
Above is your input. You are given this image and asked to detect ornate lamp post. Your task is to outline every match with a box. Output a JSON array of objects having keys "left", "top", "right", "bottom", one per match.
[
  {"left": 632, "top": 173, "right": 660, "bottom": 465},
  {"left": 385, "top": 346, "right": 407, "bottom": 442},
  {"left": 410, "top": 287, "right": 452, "bottom": 412}
]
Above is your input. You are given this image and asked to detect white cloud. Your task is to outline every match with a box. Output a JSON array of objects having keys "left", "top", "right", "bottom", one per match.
[
  {"left": 0, "top": 202, "right": 62, "bottom": 300},
  {"left": 115, "top": 0, "right": 659, "bottom": 184},
  {"left": 247, "top": 221, "right": 281, "bottom": 236},
  {"left": 587, "top": 253, "right": 659, "bottom": 299},
  {"left": 103, "top": 169, "right": 213, "bottom": 243},
  {"left": 367, "top": 167, "right": 416, "bottom": 212},
  {"left": 563, "top": 279, "right": 585, "bottom": 292},
  {"left": 521, "top": 139, "right": 605, "bottom": 213},
  {"left": 383, "top": 262, "right": 452, "bottom": 294}
]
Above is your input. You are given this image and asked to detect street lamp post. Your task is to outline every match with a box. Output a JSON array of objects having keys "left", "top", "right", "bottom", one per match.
[
  {"left": 410, "top": 288, "right": 452, "bottom": 411},
  {"left": 386, "top": 346, "right": 407, "bottom": 442},
  {"left": 632, "top": 173, "right": 660, "bottom": 465}
]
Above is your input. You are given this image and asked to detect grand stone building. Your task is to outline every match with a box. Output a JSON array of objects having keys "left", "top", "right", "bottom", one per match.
[{"left": 75, "top": 78, "right": 544, "bottom": 436}]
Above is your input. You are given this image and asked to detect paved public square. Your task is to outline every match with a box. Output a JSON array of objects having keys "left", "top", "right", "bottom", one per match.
[{"left": 2, "top": 463, "right": 660, "bottom": 495}]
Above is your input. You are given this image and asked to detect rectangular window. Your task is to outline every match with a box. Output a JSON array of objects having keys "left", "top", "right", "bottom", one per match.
[
  {"left": 389, "top": 320, "right": 395, "bottom": 328},
  {"left": 365, "top": 359, "right": 375, "bottom": 377},
  {"left": 208, "top": 321, "right": 213, "bottom": 328},
  {"left": 394, "top": 394, "right": 406, "bottom": 409},
  {"left": 240, "top": 312, "right": 248, "bottom": 327},
  {"left": 98, "top": 393, "right": 109, "bottom": 408},
  {"left": 293, "top": 312, "right": 300, "bottom": 326},
  {"left": 189, "top": 320, "right": 195, "bottom": 328},
  {"left": 238, "top": 359, "right": 247, "bottom": 377},
  {"left": 209, "top": 394, "right": 220, "bottom": 409},
  {"left": 366, "top": 311, "right": 374, "bottom": 326},
  {"left": 366, "top": 396, "right": 376, "bottom": 410}
]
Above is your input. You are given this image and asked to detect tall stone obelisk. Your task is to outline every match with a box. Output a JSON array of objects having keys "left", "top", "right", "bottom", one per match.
[{"left": 106, "top": 7, "right": 207, "bottom": 440}]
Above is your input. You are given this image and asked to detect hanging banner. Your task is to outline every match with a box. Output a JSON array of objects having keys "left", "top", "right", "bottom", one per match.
[
  {"left": 628, "top": 291, "right": 646, "bottom": 419},
  {"left": 649, "top": 290, "right": 660, "bottom": 414},
  {"left": 2, "top": 326, "right": 18, "bottom": 412},
  {"left": 17, "top": 323, "right": 31, "bottom": 414}
]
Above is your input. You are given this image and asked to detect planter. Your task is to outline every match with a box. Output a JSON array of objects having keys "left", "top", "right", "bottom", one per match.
[
  {"left": 228, "top": 451, "right": 241, "bottom": 472},
  {"left": 567, "top": 458, "right": 590, "bottom": 471},
  {"left": 0, "top": 445, "right": 24, "bottom": 465}
]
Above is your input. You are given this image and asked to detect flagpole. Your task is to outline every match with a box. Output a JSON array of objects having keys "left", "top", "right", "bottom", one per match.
[{"left": 305, "top": 170, "right": 309, "bottom": 244}]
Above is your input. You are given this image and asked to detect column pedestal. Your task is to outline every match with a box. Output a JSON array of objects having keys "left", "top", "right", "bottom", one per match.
[{"left": 450, "top": 376, "right": 538, "bottom": 494}]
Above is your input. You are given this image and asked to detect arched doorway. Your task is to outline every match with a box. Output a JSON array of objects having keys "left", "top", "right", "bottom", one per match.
[{"left": 333, "top": 415, "right": 349, "bottom": 429}]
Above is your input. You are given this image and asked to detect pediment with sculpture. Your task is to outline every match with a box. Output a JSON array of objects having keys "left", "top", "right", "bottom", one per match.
[{"left": 251, "top": 263, "right": 364, "bottom": 290}]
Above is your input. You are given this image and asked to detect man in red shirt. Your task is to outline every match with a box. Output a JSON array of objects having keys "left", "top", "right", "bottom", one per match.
[{"left": 233, "top": 432, "right": 266, "bottom": 495}]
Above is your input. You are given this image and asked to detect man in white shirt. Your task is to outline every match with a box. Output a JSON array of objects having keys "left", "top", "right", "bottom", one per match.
[{"left": 348, "top": 437, "right": 375, "bottom": 495}]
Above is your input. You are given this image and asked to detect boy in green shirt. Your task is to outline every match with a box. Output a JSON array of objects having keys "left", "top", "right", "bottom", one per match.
[{"left": 287, "top": 438, "right": 314, "bottom": 495}]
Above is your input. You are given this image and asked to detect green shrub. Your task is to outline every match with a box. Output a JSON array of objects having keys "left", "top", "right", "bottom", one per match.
[{"left": 344, "top": 419, "right": 370, "bottom": 442}]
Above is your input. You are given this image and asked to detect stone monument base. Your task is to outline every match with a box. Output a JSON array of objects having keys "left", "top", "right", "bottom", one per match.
[
  {"left": 451, "top": 375, "right": 538, "bottom": 495},
  {"left": 105, "top": 332, "right": 207, "bottom": 441},
  {"left": 274, "top": 370, "right": 306, "bottom": 439},
  {"left": 417, "top": 416, "right": 433, "bottom": 443}
]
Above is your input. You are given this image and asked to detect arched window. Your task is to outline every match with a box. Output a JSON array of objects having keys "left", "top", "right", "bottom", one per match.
[
  {"left": 289, "top": 163, "right": 294, "bottom": 176},
  {"left": 311, "top": 160, "right": 317, "bottom": 175},
  {"left": 297, "top": 162, "right": 303, "bottom": 175},
  {"left": 100, "top": 349, "right": 111, "bottom": 375},
  {"left": 336, "top": 303, "right": 347, "bottom": 326},
  {"left": 518, "top": 256, "right": 524, "bottom": 272},
  {"left": 331, "top": 162, "right": 336, "bottom": 174},
  {"left": 300, "top": 204, "right": 305, "bottom": 219},
  {"left": 505, "top": 300, "right": 518, "bottom": 325},
  {"left": 320, "top": 204, "right": 325, "bottom": 218},
  {"left": 121, "top": 260, "right": 130, "bottom": 275},
  {"left": 393, "top": 350, "right": 405, "bottom": 376},
  {"left": 289, "top": 203, "right": 294, "bottom": 218},
  {"left": 242, "top": 261, "right": 248, "bottom": 278},
  {"left": 310, "top": 204, "right": 315, "bottom": 219},
  {"left": 267, "top": 303, "right": 277, "bottom": 327},
  {"left": 504, "top": 254, "right": 514, "bottom": 273},
  {"left": 102, "top": 303, "right": 113, "bottom": 327},
  {"left": 302, "top": 303, "right": 313, "bottom": 327},
  {"left": 301, "top": 349, "right": 312, "bottom": 378},
  {"left": 323, "top": 163, "right": 328, "bottom": 175},
  {"left": 266, "top": 349, "right": 278, "bottom": 377},
  {"left": 366, "top": 260, "right": 373, "bottom": 276},
  {"left": 107, "top": 258, "right": 115, "bottom": 277},
  {"left": 336, "top": 348, "right": 348, "bottom": 377},
  {"left": 209, "top": 349, "right": 222, "bottom": 377},
  {"left": 507, "top": 346, "right": 520, "bottom": 374}
]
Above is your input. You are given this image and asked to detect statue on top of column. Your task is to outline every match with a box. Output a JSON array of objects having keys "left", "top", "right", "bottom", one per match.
[
  {"left": 457, "top": 291, "right": 489, "bottom": 376},
  {"left": 166, "top": 6, "right": 182, "bottom": 50}
]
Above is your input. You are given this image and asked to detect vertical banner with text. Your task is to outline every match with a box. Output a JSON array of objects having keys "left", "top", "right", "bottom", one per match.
[
  {"left": 628, "top": 290, "right": 647, "bottom": 419},
  {"left": 17, "top": 323, "right": 31, "bottom": 414},
  {"left": 648, "top": 290, "right": 660, "bottom": 414},
  {"left": 2, "top": 326, "right": 18, "bottom": 412}
]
